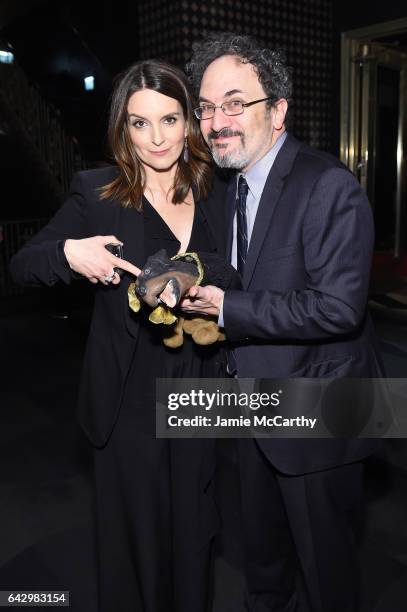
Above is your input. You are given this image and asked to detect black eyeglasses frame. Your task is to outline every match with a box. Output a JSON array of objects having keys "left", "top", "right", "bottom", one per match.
[{"left": 194, "top": 96, "right": 275, "bottom": 120}]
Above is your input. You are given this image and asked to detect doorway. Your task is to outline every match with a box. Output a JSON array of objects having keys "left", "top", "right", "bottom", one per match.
[{"left": 341, "top": 18, "right": 407, "bottom": 265}]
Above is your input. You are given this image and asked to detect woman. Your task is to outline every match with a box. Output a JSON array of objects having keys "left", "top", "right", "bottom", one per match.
[{"left": 10, "top": 60, "right": 229, "bottom": 612}]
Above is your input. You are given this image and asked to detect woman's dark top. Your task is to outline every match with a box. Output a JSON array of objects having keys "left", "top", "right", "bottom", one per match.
[{"left": 121, "top": 197, "right": 225, "bottom": 432}]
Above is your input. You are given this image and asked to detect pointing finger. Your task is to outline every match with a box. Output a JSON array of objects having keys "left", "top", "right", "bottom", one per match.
[
  {"left": 99, "top": 235, "right": 123, "bottom": 245},
  {"left": 114, "top": 258, "right": 141, "bottom": 277}
]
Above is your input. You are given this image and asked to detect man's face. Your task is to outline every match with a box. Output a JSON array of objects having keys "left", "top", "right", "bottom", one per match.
[{"left": 198, "top": 55, "right": 286, "bottom": 172}]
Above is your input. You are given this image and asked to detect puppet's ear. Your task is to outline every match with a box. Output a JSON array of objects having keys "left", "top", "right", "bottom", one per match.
[
  {"left": 128, "top": 282, "right": 141, "bottom": 312},
  {"left": 149, "top": 305, "right": 177, "bottom": 325}
]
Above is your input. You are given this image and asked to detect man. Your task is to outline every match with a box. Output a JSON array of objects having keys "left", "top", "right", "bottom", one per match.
[{"left": 182, "top": 33, "right": 384, "bottom": 612}]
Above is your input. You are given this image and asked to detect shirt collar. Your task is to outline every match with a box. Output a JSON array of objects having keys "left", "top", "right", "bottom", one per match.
[{"left": 239, "top": 131, "right": 288, "bottom": 201}]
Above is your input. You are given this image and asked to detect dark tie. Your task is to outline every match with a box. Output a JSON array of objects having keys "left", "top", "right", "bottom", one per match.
[{"left": 236, "top": 175, "right": 249, "bottom": 277}]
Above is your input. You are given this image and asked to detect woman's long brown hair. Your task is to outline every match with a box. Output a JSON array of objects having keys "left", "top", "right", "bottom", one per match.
[{"left": 100, "top": 60, "right": 213, "bottom": 209}]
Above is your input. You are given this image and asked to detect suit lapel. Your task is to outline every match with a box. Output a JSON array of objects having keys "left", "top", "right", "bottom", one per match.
[
  {"left": 119, "top": 205, "right": 144, "bottom": 269},
  {"left": 225, "top": 179, "right": 237, "bottom": 261},
  {"left": 196, "top": 176, "right": 230, "bottom": 256},
  {"left": 242, "top": 170, "right": 284, "bottom": 288},
  {"left": 195, "top": 198, "right": 217, "bottom": 252},
  {"left": 91, "top": 169, "right": 143, "bottom": 339},
  {"left": 242, "top": 134, "right": 302, "bottom": 288},
  {"left": 118, "top": 205, "right": 144, "bottom": 338}
]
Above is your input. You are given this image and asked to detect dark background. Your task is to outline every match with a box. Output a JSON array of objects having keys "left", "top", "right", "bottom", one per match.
[
  {"left": 0, "top": 1, "right": 407, "bottom": 610},
  {"left": 0, "top": 0, "right": 406, "bottom": 216}
]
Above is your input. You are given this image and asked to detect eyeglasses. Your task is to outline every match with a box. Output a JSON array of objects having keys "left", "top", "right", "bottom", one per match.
[{"left": 194, "top": 96, "right": 274, "bottom": 120}]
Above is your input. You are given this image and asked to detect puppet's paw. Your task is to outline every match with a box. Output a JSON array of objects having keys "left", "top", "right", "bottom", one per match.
[{"left": 182, "top": 317, "right": 223, "bottom": 345}]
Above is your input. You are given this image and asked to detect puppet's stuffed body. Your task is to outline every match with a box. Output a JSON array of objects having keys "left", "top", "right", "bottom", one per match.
[
  {"left": 161, "top": 316, "right": 226, "bottom": 348},
  {"left": 128, "top": 249, "right": 239, "bottom": 347}
]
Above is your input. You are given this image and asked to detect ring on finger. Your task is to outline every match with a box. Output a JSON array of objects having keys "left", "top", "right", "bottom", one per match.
[{"left": 104, "top": 271, "right": 116, "bottom": 283}]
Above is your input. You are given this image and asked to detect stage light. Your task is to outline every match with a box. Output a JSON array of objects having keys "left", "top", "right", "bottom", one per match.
[
  {"left": 0, "top": 50, "right": 14, "bottom": 64},
  {"left": 84, "top": 75, "right": 95, "bottom": 91}
]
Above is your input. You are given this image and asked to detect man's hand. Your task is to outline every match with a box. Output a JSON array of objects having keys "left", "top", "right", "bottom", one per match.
[
  {"left": 180, "top": 285, "right": 224, "bottom": 317},
  {"left": 64, "top": 235, "right": 140, "bottom": 284}
]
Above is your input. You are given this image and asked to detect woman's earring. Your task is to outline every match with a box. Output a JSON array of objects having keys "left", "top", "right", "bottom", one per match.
[{"left": 183, "top": 137, "right": 189, "bottom": 163}]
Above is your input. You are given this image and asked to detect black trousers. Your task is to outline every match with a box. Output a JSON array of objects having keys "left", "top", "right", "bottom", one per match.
[
  {"left": 93, "top": 416, "right": 215, "bottom": 612},
  {"left": 236, "top": 439, "right": 363, "bottom": 612}
]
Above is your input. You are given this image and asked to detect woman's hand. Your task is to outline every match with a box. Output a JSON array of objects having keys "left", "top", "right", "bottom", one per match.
[{"left": 64, "top": 235, "right": 140, "bottom": 284}]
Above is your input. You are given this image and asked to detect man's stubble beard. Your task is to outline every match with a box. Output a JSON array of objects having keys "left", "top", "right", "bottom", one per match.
[
  {"left": 208, "top": 134, "right": 250, "bottom": 171},
  {"left": 207, "top": 117, "right": 274, "bottom": 171}
]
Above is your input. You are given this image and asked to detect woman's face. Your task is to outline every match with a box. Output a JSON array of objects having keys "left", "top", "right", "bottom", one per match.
[{"left": 127, "top": 88, "right": 187, "bottom": 172}]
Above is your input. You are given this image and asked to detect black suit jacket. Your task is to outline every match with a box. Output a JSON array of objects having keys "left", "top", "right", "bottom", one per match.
[
  {"left": 10, "top": 166, "right": 227, "bottom": 453},
  {"left": 223, "top": 134, "right": 385, "bottom": 474}
]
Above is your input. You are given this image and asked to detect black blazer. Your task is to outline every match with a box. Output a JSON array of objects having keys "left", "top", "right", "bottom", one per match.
[
  {"left": 10, "top": 166, "right": 228, "bottom": 451},
  {"left": 223, "top": 134, "right": 385, "bottom": 474}
]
